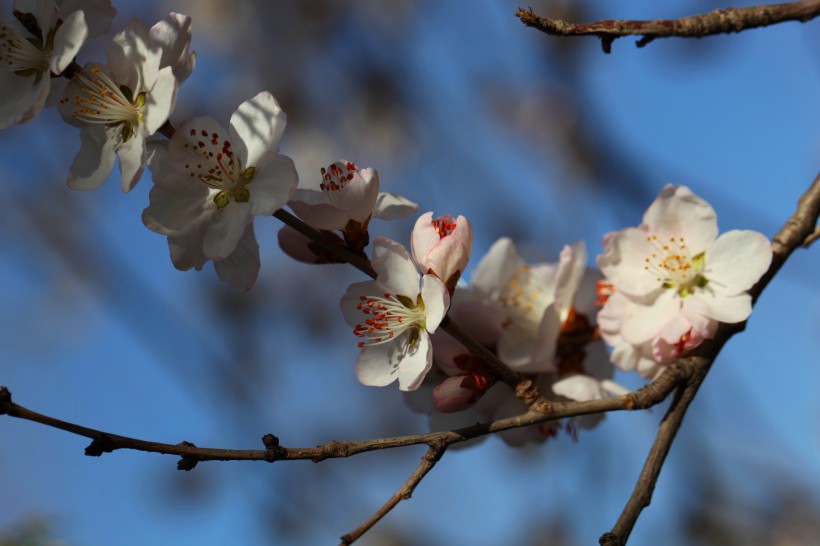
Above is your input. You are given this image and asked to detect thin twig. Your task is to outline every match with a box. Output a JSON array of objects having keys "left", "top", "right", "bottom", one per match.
[
  {"left": 339, "top": 443, "right": 447, "bottom": 545},
  {"left": 600, "top": 172, "right": 820, "bottom": 546},
  {"left": 516, "top": 1, "right": 820, "bottom": 53}
]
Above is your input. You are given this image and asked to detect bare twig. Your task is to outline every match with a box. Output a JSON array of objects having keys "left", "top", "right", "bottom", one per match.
[
  {"left": 600, "top": 171, "right": 820, "bottom": 546},
  {"left": 339, "top": 443, "right": 447, "bottom": 545},
  {"left": 0, "top": 365, "right": 686, "bottom": 465},
  {"left": 516, "top": 1, "right": 820, "bottom": 53}
]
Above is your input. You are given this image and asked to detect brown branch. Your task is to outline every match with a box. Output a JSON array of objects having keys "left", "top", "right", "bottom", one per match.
[
  {"left": 0, "top": 364, "right": 687, "bottom": 465},
  {"left": 516, "top": 1, "right": 820, "bottom": 53},
  {"left": 600, "top": 171, "right": 820, "bottom": 546},
  {"left": 339, "top": 443, "right": 447, "bottom": 545}
]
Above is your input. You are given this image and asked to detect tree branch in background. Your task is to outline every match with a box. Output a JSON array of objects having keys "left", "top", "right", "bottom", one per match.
[
  {"left": 600, "top": 171, "right": 820, "bottom": 546},
  {"left": 516, "top": 1, "right": 820, "bottom": 53}
]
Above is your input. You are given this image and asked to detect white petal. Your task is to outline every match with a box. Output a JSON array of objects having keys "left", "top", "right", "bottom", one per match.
[
  {"left": 168, "top": 227, "right": 207, "bottom": 271},
  {"left": 704, "top": 230, "right": 772, "bottom": 295},
  {"left": 50, "top": 10, "right": 88, "bottom": 74},
  {"left": 372, "top": 192, "right": 418, "bottom": 220},
  {"left": 202, "top": 202, "right": 251, "bottom": 259},
  {"left": 355, "top": 334, "right": 409, "bottom": 388},
  {"left": 149, "top": 12, "right": 195, "bottom": 83},
  {"left": 371, "top": 237, "right": 422, "bottom": 298},
  {"left": 643, "top": 185, "right": 718, "bottom": 252},
  {"left": 107, "top": 17, "right": 158, "bottom": 92},
  {"left": 0, "top": 72, "right": 48, "bottom": 128},
  {"left": 249, "top": 152, "right": 298, "bottom": 216},
  {"left": 396, "top": 331, "right": 433, "bottom": 391},
  {"left": 142, "top": 66, "right": 177, "bottom": 134},
  {"left": 57, "top": 0, "right": 116, "bottom": 38},
  {"left": 230, "top": 91, "right": 286, "bottom": 167},
  {"left": 67, "top": 126, "right": 117, "bottom": 190},
  {"left": 471, "top": 237, "right": 522, "bottom": 300},
  {"left": 597, "top": 227, "right": 661, "bottom": 297},
  {"left": 554, "top": 240, "right": 586, "bottom": 320},
  {"left": 142, "top": 176, "right": 214, "bottom": 235},
  {"left": 420, "top": 274, "right": 450, "bottom": 333},
  {"left": 553, "top": 375, "right": 606, "bottom": 402},
  {"left": 620, "top": 291, "right": 680, "bottom": 344},
  {"left": 288, "top": 194, "right": 353, "bottom": 231},
  {"left": 214, "top": 223, "right": 260, "bottom": 292},
  {"left": 685, "top": 291, "right": 752, "bottom": 324},
  {"left": 117, "top": 133, "right": 146, "bottom": 192}
]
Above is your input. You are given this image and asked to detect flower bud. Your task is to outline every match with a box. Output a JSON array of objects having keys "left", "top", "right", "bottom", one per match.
[{"left": 411, "top": 212, "right": 472, "bottom": 294}]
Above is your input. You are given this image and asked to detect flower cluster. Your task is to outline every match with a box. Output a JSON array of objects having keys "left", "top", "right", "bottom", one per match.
[
  {"left": 596, "top": 185, "right": 772, "bottom": 379},
  {"left": 0, "top": 3, "right": 776, "bottom": 450}
]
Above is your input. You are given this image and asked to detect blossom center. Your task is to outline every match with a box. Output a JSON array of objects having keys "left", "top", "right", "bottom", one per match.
[
  {"left": 181, "top": 127, "right": 256, "bottom": 208},
  {"left": 500, "top": 265, "right": 549, "bottom": 326},
  {"left": 352, "top": 292, "right": 426, "bottom": 348},
  {"left": 61, "top": 66, "right": 144, "bottom": 138},
  {"left": 320, "top": 161, "right": 357, "bottom": 192},
  {"left": 0, "top": 21, "right": 49, "bottom": 74},
  {"left": 432, "top": 215, "right": 457, "bottom": 238},
  {"left": 643, "top": 235, "right": 706, "bottom": 296}
]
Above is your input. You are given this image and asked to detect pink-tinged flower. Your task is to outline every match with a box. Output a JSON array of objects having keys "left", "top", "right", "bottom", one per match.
[
  {"left": 340, "top": 237, "right": 450, "bottom": 391},
  {"left": 0, "top": 0, "right": 115, "bottom": 129},
  {"left": 289, "top": 161, "right": 381, "bottom": 231},
  {"left": 597, "top": 185, "right": 772, "bottom": 363},
  {"left": 429, "top": 332, "right": 495, "bottom": 413},
  {"left": 411, "top": 212, "right": 472, "bottom": 293},
  {"left": 284, "top": 161, "right": 418, "bottom": 258},
  {"left": 58, "top": 13, "right": 192, "bottom": 192},
  {"left": 142, "top": 91, "right": 298, "bottom": 266}
]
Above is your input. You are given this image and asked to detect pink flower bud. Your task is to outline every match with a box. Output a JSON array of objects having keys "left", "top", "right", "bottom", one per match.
[
  {"left": 433, "top": 375, "right": 481, "bottom": 413},
  {"left": 411, "top": 212, "right": 473, "bottom": 293}
]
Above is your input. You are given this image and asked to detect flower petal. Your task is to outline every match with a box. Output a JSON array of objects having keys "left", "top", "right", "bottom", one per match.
[
  {"left": 372, "top": 192, "right": 418, "bottom": 220},
  {"left": 371, "top": 237, "right": 421, "bottom": 298},
  {"left": 67, "top": 126, "right": 117, "bottom": 190},
  {"left": 420, "top": 274, "right": 450, "bottom": 333},
  {"left": 249, "top": 152, "right": 298, "bottom": 216},
  {"left": 50, "top": 10, "right": 88, "bottom": 74},
  {"left": 471, "top": 237, "right": 522, "bottom": 300},
  {"left": 214, "top": 223, "right": 260, "bottom": 292},
  {"left": 643, "top": 185, "right": 718, "bottom": 252},
  {"left": 230, "top": 91, "right": 286, "bottom": 167},
  {"left": 355, "top": 332, "right": 409, "bottom": 388},
  {"left": 117, "top": 133, "right": 146, "bottom": 192},
  {"left": 396, "top": 331, "right": 433, "bottom": 391},
  {"left": 704, "top": 230, "right": 772, "bottom": 295},
  {"left": 202, "top": 202, "right": 251, "bottom": 259}
]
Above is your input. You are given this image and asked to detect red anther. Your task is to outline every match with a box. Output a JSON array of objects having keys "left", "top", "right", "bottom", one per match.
[{"left": 431, "top": 215, "right": 457, "bottom": 239}]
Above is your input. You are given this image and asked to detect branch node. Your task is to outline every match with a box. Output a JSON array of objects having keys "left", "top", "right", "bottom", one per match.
[
  {"left": 0, "top": 386, "right": 11, "bottom": 415},
  {"left": 262, "top": 433, "right": 285, "bottom": 462},
  {"left": 601, "top": 35, "right": 615, "bottom": 53},
  {"left": 635, "top": 35, "right": 655, "bottom": 48},
  {"left": 85, "top": 436, "right": 115, "bottom": 457},
  {"left": 176, "top": 441, "right": 199, "bottom": 471}
]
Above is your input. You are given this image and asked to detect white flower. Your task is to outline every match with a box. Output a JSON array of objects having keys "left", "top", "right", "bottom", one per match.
[
  {"left": 597, "top": 185, "right": 772, "bottom": 358},
  {"left": 0, "top": 0, "right": 115, "bottom": 129},
  {"left": 340, "top": 237, "right": 450, "bottom": 391},
  {"left": 411, "top": 212, "right": 472, "bottom": 293},
  {"left": 59, "top": 14, "right": 189, "bottom": 191},
  {"left": 143, "top": 91, "right": 298, "bottom": 262}
]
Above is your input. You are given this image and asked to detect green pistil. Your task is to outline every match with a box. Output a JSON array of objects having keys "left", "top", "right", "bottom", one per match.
[{"left": 212, "top": 167, "right": 256, "bottom": 208}]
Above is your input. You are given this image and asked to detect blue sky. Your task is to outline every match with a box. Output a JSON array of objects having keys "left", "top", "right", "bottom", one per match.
[{"left": 1, "top": 1, "right": 819, "bottom": 545}]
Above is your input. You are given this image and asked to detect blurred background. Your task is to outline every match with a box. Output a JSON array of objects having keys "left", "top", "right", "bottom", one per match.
[{"left": 1, "top": 0, "right": 819, "bottom": 544}]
